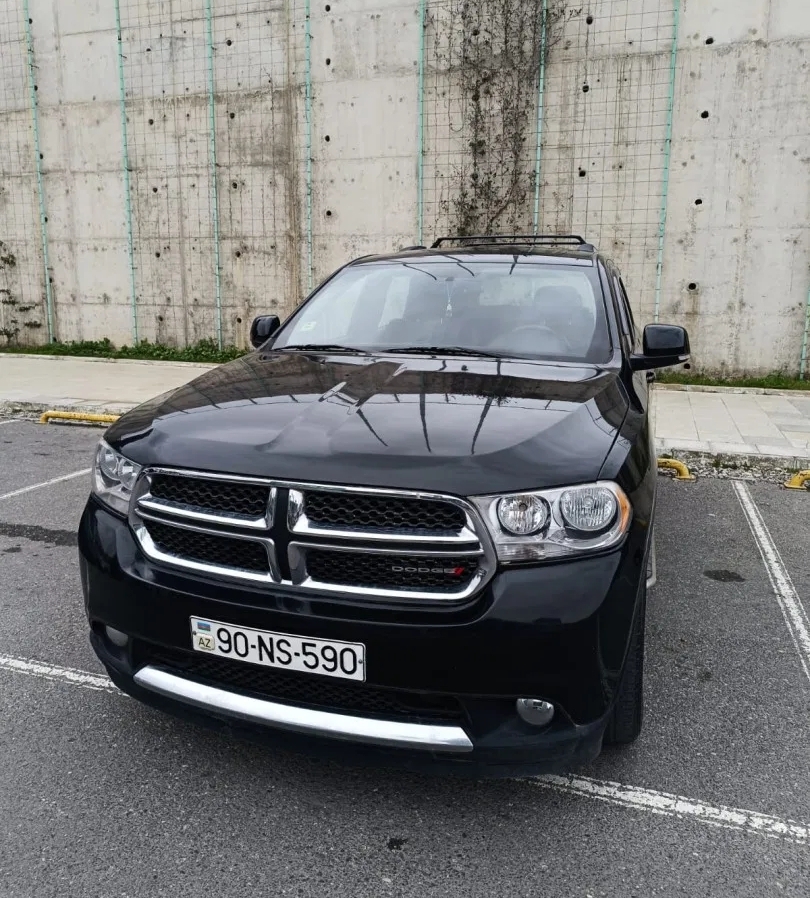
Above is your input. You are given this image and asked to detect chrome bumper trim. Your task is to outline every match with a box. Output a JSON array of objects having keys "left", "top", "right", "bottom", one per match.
[{"left": 133, "top": 666, "right": 474, "bottom": 753}]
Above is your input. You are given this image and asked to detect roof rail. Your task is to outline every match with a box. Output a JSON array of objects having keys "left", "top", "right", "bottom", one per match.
[{"left": 430, "top": 234, "right": 596, "bottom": 252}]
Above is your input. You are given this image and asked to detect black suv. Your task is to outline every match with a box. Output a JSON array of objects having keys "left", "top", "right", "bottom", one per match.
[{"left": 79, "top": 235, "right": 689, "bottom": 775}]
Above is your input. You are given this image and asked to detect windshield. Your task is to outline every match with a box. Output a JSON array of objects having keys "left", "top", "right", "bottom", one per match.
[{"left": 272, "top": 260, "right": 612, "bottom": 363}]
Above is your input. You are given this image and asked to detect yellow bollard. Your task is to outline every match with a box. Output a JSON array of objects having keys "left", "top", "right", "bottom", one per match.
[
  {"left": 39, "top": 410, "right": 120, "bottom": 426},
  {"left": 657, "top": 458, "right": 696, "bottom": 481},
  {"left": 783, "top": 470, "right": 810, "bottom": 491}
]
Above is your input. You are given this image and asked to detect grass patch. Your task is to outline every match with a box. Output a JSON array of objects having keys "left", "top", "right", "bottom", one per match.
[
  {"left": 657, "top": 371, "right": 810, "bottom": 391},
  {"left": 0, "top": 338, "right": 247, "bottom": 365}
]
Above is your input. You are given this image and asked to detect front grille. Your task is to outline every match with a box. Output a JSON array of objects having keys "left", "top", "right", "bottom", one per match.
[
  {"left": 304, "top": 491, "right": 466, "bottom": 535},
  {"left": 150, "top": 474, "right": 269, "bottom": 518},
  {"left": 306, "top": 549, "right": 479, "bottom": 593},
  {"left": 140, "top": 645, "right": 464, "bottom": 722},
  {"left": 133, "top": 468, "right": 491, "bottom": 600},
  {"left": 145, "top": 520, "right": 269, "bottom": 573}
]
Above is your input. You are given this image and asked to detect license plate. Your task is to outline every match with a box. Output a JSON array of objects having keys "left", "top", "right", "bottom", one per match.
[{"left": 190, "top": 617, "right": 365, "bottom": 681}]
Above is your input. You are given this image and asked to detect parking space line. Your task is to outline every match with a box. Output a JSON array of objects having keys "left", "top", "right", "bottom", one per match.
[
  {"left": 0, "top": 468, "right": 91, "bottom": 502},
  {"left": 2, "top": 649, "right": 809, "bottom": 846},
  {"left": 733, "top": 481, "right": 810, "bottom": 686},
  {"left": 0, "top": 653, "right": 115, "bottom": 692},
  {"left": 534, "top": 776, "right": 810, "bottom": 846}
]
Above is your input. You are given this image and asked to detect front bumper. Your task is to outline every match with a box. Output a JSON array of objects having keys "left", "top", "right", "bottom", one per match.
[{"left": 80, "top": 498, "right": 649, "bottom": 775}]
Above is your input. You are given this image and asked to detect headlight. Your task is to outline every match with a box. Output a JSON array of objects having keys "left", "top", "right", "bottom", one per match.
[
  {"left": 471, "top": 481, "right": 631, "bottom": 563},
  {"left": 496, "top": 494, "right": 549, "bottom": 535},
  {"left": 91, "top": 439, "right": 142, "bottom": 514},
  {"left": 559, "top": 486, "right": 617, "bottom": 533}
]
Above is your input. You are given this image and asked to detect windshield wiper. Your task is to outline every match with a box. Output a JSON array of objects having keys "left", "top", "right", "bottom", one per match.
[
  {"left": 384, "top": 345, "right": 504, "bottom": 359},
  {"left": 280, "top": 343, "right": 367, "bottom": 354}
]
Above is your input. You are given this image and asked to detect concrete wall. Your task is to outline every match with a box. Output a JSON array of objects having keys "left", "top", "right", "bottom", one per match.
[{"left": 0, "top": 0, "right": 808, "bottom": 375}]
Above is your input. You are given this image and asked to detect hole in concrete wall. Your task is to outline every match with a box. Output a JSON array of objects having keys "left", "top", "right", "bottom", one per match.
[
  {"left": 326, "top": 57, "right": 331, "bottom": 65},
  {"left": 148, "top": 118, "right": 154, "bottom": 125},
  {"left": 235, "top": 251, "right": 242, "bottom": 258},
  {"left": 325, "top": 210, "right": 333, "bottom": 217},
  {"left": 44, "top": 216, "right": 47, "bottom": 222},
  {"left": 324, "top": 135, "right": 330, "bottom": 141},
  {"left": 705, "top": 37, "right": 714, "bottom": 44},
  {"left": 229, "top": 112, "right": 235, "bottom": 119},
  {"left": 158, "top": 315, "right": 163, "bottom": 322},
  {"left": 687, "top": 282, "right": 697, "bottom": 291},
  {"left": 578, "top": 168, "right": 586, "bottom": 177},
  {"left": 155, "top": 252, "right": 161, "bottom": 258},
  {"left": 325, "top": 3, "right": 330, "bottom": 9},
  {"left": 582, "top": 84, "right": 589, "bottom": 93},
  {"left": 586, "top": 15, "right": 593, "bottom": 24},
  {"left": 226, "top": 39, "right": 233, "bottom": 46},
  {"left": 152, "top": 187, "right": 158, "bottom": 193},
  {"left": 700, "top": 110, "right": 709, "bottom": 118},
  {"left": 232, "top": 181, "right": 238, "bottom": 189},
  {"left": 695, "top": 198, "right": 702, "bottom": 205},
  {"left": 237, "top": 317, "right": 242, "bottom": 324}
]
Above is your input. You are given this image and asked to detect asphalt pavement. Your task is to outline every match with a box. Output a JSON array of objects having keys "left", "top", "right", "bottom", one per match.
[{"left": 0, "top": 418, "right": 809, "bottom": 897}]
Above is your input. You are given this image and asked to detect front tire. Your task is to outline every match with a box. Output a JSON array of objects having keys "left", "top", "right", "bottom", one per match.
[{"left": 604, "top": 584, "right": 646, "bottom": 745}]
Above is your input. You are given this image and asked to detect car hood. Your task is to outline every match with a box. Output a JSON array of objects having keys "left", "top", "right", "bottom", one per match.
[{"left": 106, "top": 351, "right": 628, "bottom": 495}]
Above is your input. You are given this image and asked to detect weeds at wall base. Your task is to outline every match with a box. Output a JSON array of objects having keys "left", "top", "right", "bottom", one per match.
[{"left": 0, "top": 338, "right": 247, "bottom": 365}]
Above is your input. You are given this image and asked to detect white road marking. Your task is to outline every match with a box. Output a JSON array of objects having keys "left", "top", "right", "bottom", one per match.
[
  {"left": 733, "top": 480, "right": 810, "bottom": 686},
  {"left": 0, "top": 467, "right": 91, "bottom": 502},
  {"left": 534, "top": 775, "right": 810, "bottom": 846},
  {"left": 0, "top": 653, "right": 115, "bottom": 692},
  {"left": 1, "top": 650, "right": 807, "bottom": 845}
]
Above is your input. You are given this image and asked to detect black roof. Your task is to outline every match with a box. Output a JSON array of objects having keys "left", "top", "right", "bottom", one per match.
[
  {"left": 349, "top": 234, "right": 598, "bottom": 267},
  {"left": 353, "top": 244, "right": 597, "bottom": 266}
]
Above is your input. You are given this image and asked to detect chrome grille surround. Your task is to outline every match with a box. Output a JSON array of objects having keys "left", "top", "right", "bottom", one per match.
[
  {"left": 133, "top": 511, "right": 279, "bottom": 585},
  {"left": 287, "top": 487, "right": 480, "bottom": 544},
  {"left": 137, "top": 468, "right": 276, "bottom": 530},
  {"left": 130, "top": 469, "right": 496, "bottom": 603}
]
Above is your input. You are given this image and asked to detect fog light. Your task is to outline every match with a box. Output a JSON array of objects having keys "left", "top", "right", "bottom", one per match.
[
  {"left": 516, "top": 698, "right": 554, "bottom": 727},
  {"left": 105, "top": 626, "right": 129, "bottom": 648}
]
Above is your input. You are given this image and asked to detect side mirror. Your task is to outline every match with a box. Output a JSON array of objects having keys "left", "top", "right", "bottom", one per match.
[
  {"left": 630, "top": 324, "right": 690, "bottom": 371},
  {"left": 249, "top": 315, "right": 280, "bottom": 349}
]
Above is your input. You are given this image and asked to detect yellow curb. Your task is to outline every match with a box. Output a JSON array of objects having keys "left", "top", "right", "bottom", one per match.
[
  {"left": 657, "top": 458, "right": 696, "bottom": 481},
  {"left": 783, "top": 470, "right": 810, "bottom": 490},
  {"left": 39, "top": 410, "right": 120, "bottom": 426}
]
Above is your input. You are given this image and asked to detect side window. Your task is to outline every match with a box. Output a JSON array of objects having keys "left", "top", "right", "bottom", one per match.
[
  {"left": 612, "top": 274, "right": 633, "bottom": 342},
  {"left": 618, "top": 277, "right": 637, "bottom": 341}
]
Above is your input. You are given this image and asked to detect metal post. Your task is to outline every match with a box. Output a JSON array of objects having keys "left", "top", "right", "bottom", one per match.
[
  {"left": 532, "top": 0, "right": 548, "bottom": 234},
  {"left": 22, "top": 0, "right": 54, "bottom": 342},
  {"left": 416, "top": 0, "right": 427, "bottom": 244},
  {"left": 113, "top": 0, "right": 139, "bottom": 343},
  {"left": 800, "top": 285, "right": 810, "bottom": 379},
  {"left": 304, "top": 0, "right": 314, "bottom": 290},
  {"left": 205, "top": 0, "right": 224, "bottom": 349},
  {"left": 652, "top": 0, "right": 680, "bottom": 323}
]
